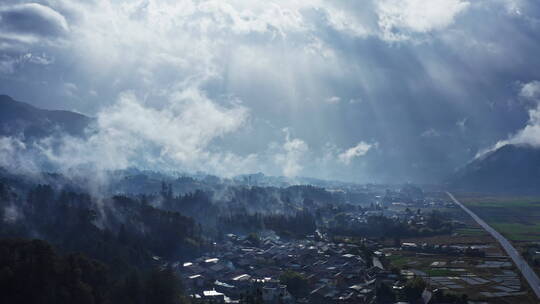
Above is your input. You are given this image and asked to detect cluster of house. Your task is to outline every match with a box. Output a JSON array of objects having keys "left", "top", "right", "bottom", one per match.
[{"left": 176, "top": 234, "right": 401, "bottom": 303}]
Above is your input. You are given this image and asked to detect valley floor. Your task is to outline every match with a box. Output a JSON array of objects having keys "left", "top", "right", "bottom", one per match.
[{"left": 381, "top": 192, "right": 540, "bottom": 303}]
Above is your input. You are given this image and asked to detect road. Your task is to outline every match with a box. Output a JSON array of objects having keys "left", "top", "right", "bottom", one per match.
[{"left": 446, "top": 192, "right": 540, "bottom": 299}]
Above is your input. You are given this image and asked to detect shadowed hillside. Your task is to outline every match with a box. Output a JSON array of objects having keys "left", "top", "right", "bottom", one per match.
[
  {"left": 449, "top": 144, "right": 540, "bottom": 194},
  {"left": 0, "top": 95, "right": 92, "bottom": 140}
]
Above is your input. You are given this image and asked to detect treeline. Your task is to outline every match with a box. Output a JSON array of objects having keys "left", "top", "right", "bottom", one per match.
[
  {"left": 0, "top": 179, "right": 205, "bottom": 303},
  {"left": 160, "top": 187, "right": 219, "bottom": 224},
  {"left": 110, "top": 195, "right": 202, "bottom": 260},
  {"left": 159, "top": 182, "right": 345, "bottom": 218},
  {"left": 0, "top": 181, "right": 205, "bottom": 273},
  {"left": 217, "top": 210, "right": 317, "bottom": 239},
  {"left": 329, "top": 212, "right": 453, "bottom": 239},
  {"left": 0, "top": 239, "right": 188, "bottom": 304},
  {"left": 157, "top": 182, "right": 341, "bottom": 235}
]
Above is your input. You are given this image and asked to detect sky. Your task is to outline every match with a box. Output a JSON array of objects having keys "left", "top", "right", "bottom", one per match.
[{"left": 1, "top": 0, "right": 540, "bottom": 183}]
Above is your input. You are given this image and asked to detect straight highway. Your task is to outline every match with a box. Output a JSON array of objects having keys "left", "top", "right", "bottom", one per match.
[{"left": 447, "top": 192, "right": 540, "bottom": 299}]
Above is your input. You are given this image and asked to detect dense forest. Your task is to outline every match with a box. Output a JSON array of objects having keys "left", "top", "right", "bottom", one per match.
[
  {"left": 0, "top": 176, "right": 205, "bottom": 304},
  {"left": 0, "top": 238, "right": 188, "bottom": 304}
]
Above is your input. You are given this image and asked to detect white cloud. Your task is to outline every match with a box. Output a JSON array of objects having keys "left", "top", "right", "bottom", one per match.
[
  {"left": 520, "top": 80, "right": 540, "bottom": 99},
  {"left": 456, "top": 117, "right": 467, "bottom": 131},
  {"left": 490, "top": 103, "right": 540, "bottom": 149},
  {"left": 323, "top": 5, "right": 374, "bottom": 38},
  {"left": 0, "top": 0, "right": 538, "bottom": 183},
  {"left": 325, "top": 96, "right": 341, "bottom": 104},
  {"left": 478, "top": 80, "right": 540, "bottom": 157},
  {"left": 0, "top": 136, "right": 40, "bottom": 175},
  {"left": 338, "top": 141, "right": 375, "bottom": 164},
  {"left": 63, "top": 82, "right": 78, "bottom": 97},
  {"left": 377, "top": 0, "right": 470, "bottom": 40},
  {"left": 37, "top": 90, "right": 253, "bottom": 176},
  {"left": 421, "top": 128, "right": 440, "bottom": 137},
  {"left": 0, "top": 136, "right": 25, "bottom": 166},
  {"left": 24, "top": 52, "right": 54, "bottom": 65},
  {"left": 498, "top": 0, "right": 524, "bottom": 16},
  {"left": 274, "top": 128, "right": 309, "bottom": 177},
  {"left": 0, "top": 52, "right": 53, "bottom": 74},
  {"left": 0, "top": 55, "right": 17, "bottom": 74},
  {"left": 3, "top": 204, "right": 22, "bottom": 223}
]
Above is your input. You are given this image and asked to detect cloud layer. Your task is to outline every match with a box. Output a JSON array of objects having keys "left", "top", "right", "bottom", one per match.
[
  {"left": 0, "top": 0, "right": 540, "bottom": 182},
  {"left": 377, "top": 0, "right": 470, "bottom": 40}
]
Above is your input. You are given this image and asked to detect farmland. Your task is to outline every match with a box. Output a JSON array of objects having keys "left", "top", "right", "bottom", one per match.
[
  {"left": 456, "top": 195, "right": 540, "bottom": 242},
  {"left": 383, "top": 246, "right": 537, "bottom": 304},
  {"left": 373, "top": 193, "right": 537, "bottom": 302}
]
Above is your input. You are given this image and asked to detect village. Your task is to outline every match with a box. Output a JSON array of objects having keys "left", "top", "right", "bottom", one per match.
[
  {"left": 176, "top": 233, "right": 394, "bottom": 304},
  {"left": 165, "top": 189, "right": 538, "bottom": 304}
]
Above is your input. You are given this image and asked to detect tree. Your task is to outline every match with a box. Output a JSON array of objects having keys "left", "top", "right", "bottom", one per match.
[
  {"left": 279, "top": 270, "right": 309, "bottom": 298},
  {"left": 246, "top": 233, "right": 261, "bottom": 247},
  {"left": 404, "top": 277, "right": 426, "bottom": 302},
  {"left": 145, "top": 267, "right": 184, "bottom": 304},
  {"left": 375, "top": 283, "right": 395, "bottom": 303},
  {"left": 0, "top": 239, "right": 109, "bottom": 304}
]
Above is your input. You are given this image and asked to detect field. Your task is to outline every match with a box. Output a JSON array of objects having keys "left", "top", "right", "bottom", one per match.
[
  {"left": 456, "top": 195, "right": 540, "bottom": 242},
  {"left": 452, "top": 193, "right": 540, "bottom": 290},
  {"left": 455, "top": 227, "right": 488, "bottom": 237},
  {"left": 383, "top": 248, "right": 537, "bottom": 304},
  {"left": 386, "top": 254, "right": 409, "bottom": 268},
  {"left": 491, "top": 223, "right": 540, "bottom": 241},
  {"left": 375, "top": 193, "right": 540, "bottom": 302}
]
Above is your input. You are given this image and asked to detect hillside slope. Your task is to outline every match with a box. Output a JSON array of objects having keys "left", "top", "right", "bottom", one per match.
[
  {"left": 0, "top": 94, "right": 91, "bottom": 140},
  {"left": 449, "top": 144, "right": 540, "bottom": 193}
]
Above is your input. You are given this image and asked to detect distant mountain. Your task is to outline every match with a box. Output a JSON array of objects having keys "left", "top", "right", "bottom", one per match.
[
  {"left": 0, "top": 94, "right": 92, "bottom": 140},
  {"left": 449, "top": 144, "right": 540, "bottom": 193}
]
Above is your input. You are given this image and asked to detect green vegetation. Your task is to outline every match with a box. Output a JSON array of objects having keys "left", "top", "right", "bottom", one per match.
[
  {"left": 279, "top": 270, "right": 309, "bottom": 298},
  {"left": 455, "top": 228, "right": 487, "bottom": 236},
  {"left": 246, "top": 233, "right": 261, "bottom": 247},
  {"left": 387, "top": 255, "right": 409, "bottom": 268},
  {"left": 0, "top": 239, "right": 188, "bottom": 304},
  {"left": 329, "top": 210, "right": 455, "bottom": 239},
  {"left": 464, "top": 200, "right": 540, "bottom": 208},
  {"left": 432, "top": 290, "right": 468, "bottom": 304},
  {"left": 0, "top": 183, "right": 201, "bottom": 304},
  {"left": 491, "top": 223, "right": 540, "bottom": 241},
  {"left": 460, "top": 196, "right": 540, "bottom": 242},
  {"left": 403, "top": 277, "right": 427, "bottom": 302},
  {"left": 375, "top": 283, "right": 396, "bottom": 303},
  {"left": 425, "top": 268, "right": 455, "bottom": 277}
]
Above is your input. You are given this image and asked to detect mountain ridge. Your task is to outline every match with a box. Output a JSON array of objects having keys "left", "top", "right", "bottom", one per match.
[
  {"left": 0, "top": 94, "right": 92, "bottom": 140},
  {"left": 449, "top": 144, "right": 540, "bottom": 194}
]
